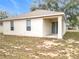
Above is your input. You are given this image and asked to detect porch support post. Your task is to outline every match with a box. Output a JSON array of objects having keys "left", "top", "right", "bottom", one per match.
[{"left": 58, "top": 16, "right": 63, "bottom": 39}]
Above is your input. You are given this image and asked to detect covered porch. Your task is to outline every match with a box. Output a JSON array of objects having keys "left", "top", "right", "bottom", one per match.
[{"left": 43, "top": 15, "right": 65, "bottom": 39}]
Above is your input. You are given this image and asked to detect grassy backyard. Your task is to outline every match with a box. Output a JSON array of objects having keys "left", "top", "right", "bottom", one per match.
[{"left": 0, "top": 32, "right": 79, "bottom": 59}]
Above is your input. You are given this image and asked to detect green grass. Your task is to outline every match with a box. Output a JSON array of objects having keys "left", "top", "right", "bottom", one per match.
[
  {"left": 0, "top": 32, "right": 79, "bottom": 59},
  {"left": 64, "top": 32, "right": 79, "bottom": 40}
]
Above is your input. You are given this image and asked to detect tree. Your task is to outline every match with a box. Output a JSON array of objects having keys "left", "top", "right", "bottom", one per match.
[
  {"left": 0, "top": 10, "right": 8, "bottom": 20},
  {"left": 64, "top": 0, "right": 79, "bottom": 27},
  {"left": 31, "top": 0, "right": 79, "bottom": 27},
  {"left": 31, "top": 0, "right": 48, "bottom": 11}
]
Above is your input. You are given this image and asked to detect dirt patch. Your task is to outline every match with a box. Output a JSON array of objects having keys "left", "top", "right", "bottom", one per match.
[{"left": 0, "top": 34, "right": 79, "bottom": 59}]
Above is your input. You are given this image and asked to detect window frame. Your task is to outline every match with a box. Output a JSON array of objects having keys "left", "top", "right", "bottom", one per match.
[
  {"left": 10, "top": 21, "right": 14, "bottom": 31},
  {"left": 26, "top": 20, "right": 31, "bottom": 31}
]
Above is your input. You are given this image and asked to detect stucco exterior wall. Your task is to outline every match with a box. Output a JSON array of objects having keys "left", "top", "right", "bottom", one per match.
[
  {"left": 24, "top": 18, "right": 43, "bottom": 37},
  {"left": 43, "top": 19, "right": 51, "bottom": 35},
  {"left": 3, "top": 18, "right": 43, "bottom": 37},
  {"left": 62, "top": 17, "right": 66, "bottom": 35},
  {"left": 58, "top": 16, "right": 66, "bottom": 39}
]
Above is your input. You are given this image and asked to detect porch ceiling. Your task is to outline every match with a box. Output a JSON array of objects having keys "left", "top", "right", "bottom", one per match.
[{"left": 43, "top": 15, "right": 58, "bottom": 19}]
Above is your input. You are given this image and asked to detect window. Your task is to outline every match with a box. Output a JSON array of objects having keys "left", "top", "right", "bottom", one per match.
[
  {"left": 26, "top": 20, "right": 31, "bottom": 31},
  {"left": 10, "top": 21, "right": 14, "bottom": 31}
]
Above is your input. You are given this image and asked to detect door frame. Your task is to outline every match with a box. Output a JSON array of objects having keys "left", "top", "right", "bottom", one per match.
[{"left": 52, "top": 22, "right": 58, "bottom": 34}]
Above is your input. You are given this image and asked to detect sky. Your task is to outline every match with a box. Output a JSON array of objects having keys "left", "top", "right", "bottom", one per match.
[{"left": 0, "top": 0, "right": 33, "bottom": 15}]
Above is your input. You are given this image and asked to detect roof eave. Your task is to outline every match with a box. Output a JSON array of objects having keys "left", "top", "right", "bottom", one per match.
[{"left": 2, "top": 13, "right": 64, "bottom": 22}]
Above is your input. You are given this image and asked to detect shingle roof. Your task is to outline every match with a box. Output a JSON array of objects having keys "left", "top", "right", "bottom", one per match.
[{"left": 3, "top": 10, "right": 64, "bottom": 21}]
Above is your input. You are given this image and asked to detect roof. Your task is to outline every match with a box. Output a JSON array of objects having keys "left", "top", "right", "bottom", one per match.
[{"left": 3, "top": 10, "right": 64, "bottom": 21}]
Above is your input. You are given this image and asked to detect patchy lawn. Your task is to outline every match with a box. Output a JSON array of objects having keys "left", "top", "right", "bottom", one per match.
[
  {"left": 64, "top": 32, "right": 79, "bottom": 41},
  {"left": 0, "top": 32, "right": 79, "bottom": 59}
]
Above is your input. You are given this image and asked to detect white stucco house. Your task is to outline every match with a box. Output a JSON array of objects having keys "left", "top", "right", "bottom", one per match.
[{"left": 0, "top": 10, "right": 66, "bottom": 39}]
